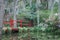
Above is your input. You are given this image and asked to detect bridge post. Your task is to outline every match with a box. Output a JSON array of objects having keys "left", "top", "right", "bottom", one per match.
[
  {"left": 20, "top": 20, "right": 23, "bottom": 27},
  {"left": 10, "top": 19, "right": 14, "bottom": 28}
]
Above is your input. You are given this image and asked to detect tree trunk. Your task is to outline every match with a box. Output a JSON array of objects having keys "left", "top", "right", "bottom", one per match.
[
  {"left": 0, "top": 0, "right": 5, "bottom": 40},
  {"left": 48, "top": 0, "right": 55, "bottom": 20},
  {"left": 41, "top": 0, "right": 48, "bottom": 9},
  {"left": 58, "top": 0, "right": 60, "bottom": 21},
  {"left": 48, "top": 0, "right": 55, "bottom": 10},
  {"left": 13, "top": 0, "right": 19, "bottom": 28}
]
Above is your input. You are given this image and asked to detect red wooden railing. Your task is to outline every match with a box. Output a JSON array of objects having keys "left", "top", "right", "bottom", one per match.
[{"left": 3, "top": 19, "right": 32, "bottom": 28}]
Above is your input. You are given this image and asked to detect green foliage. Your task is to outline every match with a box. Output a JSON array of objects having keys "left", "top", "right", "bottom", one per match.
[
  {"left": 8, "top": 0, "right": 13, "bottom": 3},
  {"left": 53, "top": 2, "right": 58, "bottom": 13},
  {"left": 37, "top": 10, "right": 50, "bottom": 23},
  {"left": 4, "top": 0, "right": 59, "bottom": 34}
]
